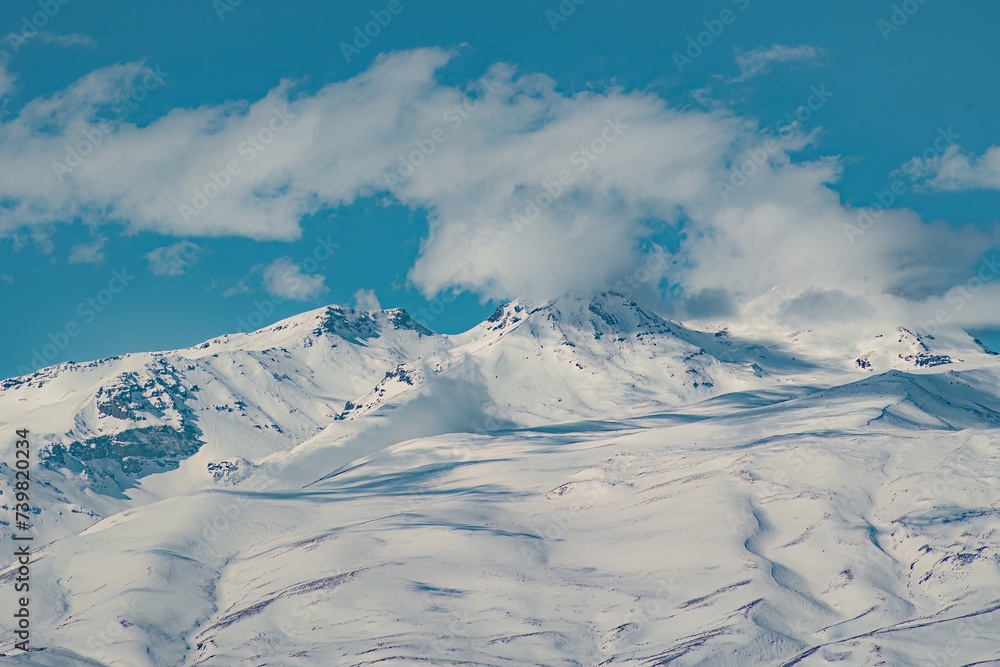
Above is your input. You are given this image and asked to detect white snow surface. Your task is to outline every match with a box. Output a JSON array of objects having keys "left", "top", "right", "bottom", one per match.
[{"left": 1, "top": 293, "right": 999, "bottom": 666}]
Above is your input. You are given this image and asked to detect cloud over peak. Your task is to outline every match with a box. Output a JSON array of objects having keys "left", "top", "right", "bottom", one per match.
[{"left": 0, "top": 48, "right": 996, "bottom": 329}]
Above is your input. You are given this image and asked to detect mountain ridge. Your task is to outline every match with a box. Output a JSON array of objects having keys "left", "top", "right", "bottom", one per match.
[{"left": 3, "top": 292, "right": 1000, "bottom": 664}]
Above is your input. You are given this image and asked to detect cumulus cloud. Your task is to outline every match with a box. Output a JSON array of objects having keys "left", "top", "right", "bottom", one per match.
[
  {"left": 353, "top": 288, "right": 381, "bottom": 311},
  {"left": 732, "top": 44, "right": 825, "bottom": 82},
  {"left": 904, "top": 144, "right": 1000, "bottom": 192},
  {"left": 146, "top": 241, "right": 203, "bottom": 276},
  {"left": 0, "top": 52, "right": 456, "bottom": 241},
  {"left": 67, "top": 237, "right": 106, "bottom": 265},
  {"left": 0, "top": 48, "right": 997, "bottom": 329},
  {"left": 262, "top": 257, "right": 327, "bottom": 301}
]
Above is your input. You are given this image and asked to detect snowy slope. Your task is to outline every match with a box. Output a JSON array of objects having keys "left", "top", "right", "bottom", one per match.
[
  {"left": 0, "top": 305, "right": 444, "bottom": 544},
  {"left": 1, "top": 294, "right": 1000, "bottom": 666},
  {"left": 336, "top": 293, "right": 797, "bottom": 427}
]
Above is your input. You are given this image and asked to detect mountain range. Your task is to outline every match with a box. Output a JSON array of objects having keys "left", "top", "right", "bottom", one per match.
[{"left": 2, "top": 292, "right": 1000, "bottom": 666}]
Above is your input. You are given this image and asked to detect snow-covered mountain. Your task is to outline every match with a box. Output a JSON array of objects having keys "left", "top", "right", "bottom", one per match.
[
  {"left": 2, "top": 292, "right": 1000, "bottom": 666},
  {"left": 338, "top": 293, "right": 783, "bottom": 426},
  {"left": 0, "top": 304, "right": 445, "bottom": 541}
]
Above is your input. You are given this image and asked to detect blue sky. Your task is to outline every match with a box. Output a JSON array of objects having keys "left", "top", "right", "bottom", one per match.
[{"left": 2, "top": 0, "right": 1000, "bottom": 378}]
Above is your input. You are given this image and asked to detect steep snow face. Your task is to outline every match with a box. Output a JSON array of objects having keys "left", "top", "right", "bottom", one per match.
[
  {"left": 0, "top": 305, "right": 446, "bottom": 543},
  {"left": 852, "top": 326, "right": 978, "bottom": 373}
]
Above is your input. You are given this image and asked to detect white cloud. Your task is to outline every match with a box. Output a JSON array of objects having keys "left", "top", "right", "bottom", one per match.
[
  {"left": 732, "top": 44, "right": 825, "bottom": 82},
  {"left": 2, "top": 31, "right": 94, "bottom": 51},
  {"left": 904, "top": 144, "right": 1000, "bottom": 192},
  {"left": 263, "top": 257, "right": 328, "bottom": 301},
  {"left": 222, "top": 281, "right": 250, "bottom": 298},
  {"left": 353, "top": 288, "right": 381, "bottom": 311},
  {"left": 0, "top": 274, "right": 13, "bottom": 285},
  {"left": 0, "top": 59, "right": 14, "bottom": 98},
  {"left": 36, "top": 32, "right": 95, "bottom": 48},
  {"left": 68, "top": 237, "right": 106, "bottom": 265},
  {"left": 145, "top": 241, "right": 203, "bottom": 276},
  {"left": 0, "top": 49, "right": 996, "bottom": 329}
]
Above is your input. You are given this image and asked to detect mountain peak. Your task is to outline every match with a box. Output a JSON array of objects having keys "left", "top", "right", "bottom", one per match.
[
  {"left": 314, "top": 305, "right": 435, "bottom": 343},
  {"left": 484, "top": 299, "right": 533, "bottom": 332},
  {"left": 530, "top": 291, "right": 672, "bottom": 338},
  {"left": 477, "top": 292, "right": 668, "bottom": 340}
]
